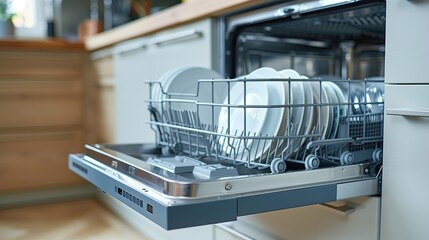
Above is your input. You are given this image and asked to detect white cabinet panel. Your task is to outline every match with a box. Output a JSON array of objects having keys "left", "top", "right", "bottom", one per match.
[
  {"left": 385, "top": 0, "right": 429, "bottom": 84},
  {"left": 384, "top": 85, "right": 429, "bottom": 111},
  {"left": 228, "top": 197, "right": 380, "bottom": 240},
  {"left": 381, "top": 115, "right": 429, "bottom": 240},
  {"left": 381, "top": 85, "right": 429, "bottom": 240},
  {"left": 114, "top": 19, "right": 218, "bottom": 143}
]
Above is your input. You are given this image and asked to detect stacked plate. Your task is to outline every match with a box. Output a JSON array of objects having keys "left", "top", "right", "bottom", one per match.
[
  {"left": 217, "top": 67, "right": 347, "bottom": 161},
  {"left": 152, "top": 66, "right": 348, "bottom": 161},
  {"left": 217, "top": 67, "right": 285, "bottom": 160},
  {"left": 151, "top": 66, "right": 223, "bottom": 125}
]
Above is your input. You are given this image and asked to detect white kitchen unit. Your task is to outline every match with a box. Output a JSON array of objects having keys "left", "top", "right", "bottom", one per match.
[
  {"left": 381, "top": 1, "right": 429, "bottom": 239},
  {"left": 113, "top": 18, "right": 219, "bottom": 143},
  {"left": 214, "top": 197, "right": 380, "bottom": 240}
]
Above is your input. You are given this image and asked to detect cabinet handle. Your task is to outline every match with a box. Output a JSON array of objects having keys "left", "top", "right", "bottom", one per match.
[
  {"left": 215, "top": 224, "right": 255, "bottom": 240},
  {"left": 318, "top": 203, "right": 355, "bottom": 216},
  {"left": 151, "top": 29, "right": 203, "bottom": 46},
  {"left": 117, "top": 44, "right": 147, "bottom": 56},
  {"left": 386, "top": 108, "right": 429, "bottom": 118}
]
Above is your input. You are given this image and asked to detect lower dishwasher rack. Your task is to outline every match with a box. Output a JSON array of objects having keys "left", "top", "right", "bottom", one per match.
[{"left": 69, "top": 143, "right": 381, "bottom": 230}]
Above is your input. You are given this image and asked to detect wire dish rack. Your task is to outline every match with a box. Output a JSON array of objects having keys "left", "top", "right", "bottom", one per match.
[{"left": 146, "top": 77, "right": 384, "bottom": 173}]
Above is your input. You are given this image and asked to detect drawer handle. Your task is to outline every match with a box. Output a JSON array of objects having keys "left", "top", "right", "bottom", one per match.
[
  {"left": 215, "top": 224, "right": 255, "bottom": 240},
  {"left": 151, "top": 29, "right": 202, "bottom": 46},
  {"left": 117, "top": 44, "right": 147, "bottom": 56},
  {"left": 319, "top": 203, "right": 355, "bottom": 216},
  {"left": 386, "top": 108, "right": 429, "bottom": 118}
]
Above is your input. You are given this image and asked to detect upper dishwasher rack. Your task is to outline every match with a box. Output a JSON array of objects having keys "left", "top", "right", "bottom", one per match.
[{"left": 146, "top": 76, "right": 384, "bottom": 173}]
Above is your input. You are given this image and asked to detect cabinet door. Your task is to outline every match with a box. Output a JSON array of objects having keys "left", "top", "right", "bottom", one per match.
[
  {"left": 0, "top": 80, "right": 83, "bottom": 128},
  {"left": 381, "top": 85, "right": 429, "bottom": 240},
  {"left": 113, "top": 19, "right": 218, "bottom": 143},
  {"left": 0, "top": 129, "right": 85, "bottom": 191},
  {"left": 385, "top": 0, "right": 429, "bottom": 84},
  {"left": 92, "top": 51, "right": 116, "bottom": 143}
]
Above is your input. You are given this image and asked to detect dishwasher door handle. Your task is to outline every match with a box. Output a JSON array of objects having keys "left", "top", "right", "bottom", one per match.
[{"left": 386, "top": 108, "right": 429, "bottom": 118}]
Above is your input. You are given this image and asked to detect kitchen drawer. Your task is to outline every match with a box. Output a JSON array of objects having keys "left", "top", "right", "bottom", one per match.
[
  {"left": 113, "top": 18, "right": 217, "bottom": 81},
  {"left": 226, "top": 197, "right": 380, "bottom": 240},
  {"left": 385, "top": 0, "right": 429, "bottom": 84},
  {"left": 0, "top": 51, "right": 82, "bottom": 79},
  {"left": 0, "top": 129, "right": 85, "bottom": 192},
  {"left": 384, "top": 85, "right": 429, "bottom": 111},
  {"left": 382, "top": 86, "right": 429, "bottom": 240},
  {"left": 0, "top": 80, "right": 83, "bottom": 128},
  {"left": 214, "top": 224, "right": 248, "bottom": 240},
  {"left": 113, "top": 18, "right": 217, "bottom": 143},
  {"left": 143, "top": 18, "right": 217, "bottom": 77},
  {"left": 382, "top": 115, "right": 429, "bottom": 240}
]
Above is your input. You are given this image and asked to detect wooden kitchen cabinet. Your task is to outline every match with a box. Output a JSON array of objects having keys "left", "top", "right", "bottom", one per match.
[
  {"left": 90, "top": 48, "right": 116, "bottom": 143},
  {"left": 0, "top": 41, "right": 89, "bottom": 193},
  {"left": 0, "top": 129, "right": 84, "bottom": 191},
  {"left": 0, "top": 78, "right": 83, "bottom": 128}
]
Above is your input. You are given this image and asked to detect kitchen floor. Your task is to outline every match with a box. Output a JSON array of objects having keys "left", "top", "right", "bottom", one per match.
[{"left": 0, "top": 199, "right": 147, "bottom": 240}]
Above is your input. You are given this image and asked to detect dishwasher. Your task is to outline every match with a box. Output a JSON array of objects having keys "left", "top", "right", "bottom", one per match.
[{"left": 69, "top": 0, "right": 385, "bottom": 230}]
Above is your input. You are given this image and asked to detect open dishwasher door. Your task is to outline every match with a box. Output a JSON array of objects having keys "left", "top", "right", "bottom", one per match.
[{"left": 69, "top": 143, "right": 380, "bottom": 230}]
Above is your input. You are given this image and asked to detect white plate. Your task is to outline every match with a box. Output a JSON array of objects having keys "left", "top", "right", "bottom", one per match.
[
  {"left": 278, "top": 70, "right": 304, "bottom": 153},
  {"left": 218, "top": 67, "right": 286, "bottom": 161},
  {"left": 324, "top": 82, "right": 340, "bottom": 139},
  {"left": 163, "top": 66, "right": 223, "bottom": 125},
  {"left": 299, "top": 75, "right": 315, "bottom": 147},
  {"left": 280, "top": 69, "right": 301, "bottom": 80},
  {"left": 309, "top": 80, "right": 330, "bottom": 140},
  {"left": 217, "top": 74, "right": 269, "bottom": 159},
  {"left": 152, "top": 67, "right": 180, "bottom": 111},
  {"left": 153, "top": 66, "right": 195, "bottom": 113},
  {"left": 251, "top": 68, "right": 286, "bottom": 160},
  {"left": 328, "top": 81, "right": 347, "bottom": 117},
  {"left": 245, "top": 68, "right": 287, "bottom": 160}
]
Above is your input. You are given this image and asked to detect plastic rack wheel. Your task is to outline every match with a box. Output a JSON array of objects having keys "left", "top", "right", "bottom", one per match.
[
  {"left": 372, "top": 148, "right": 383, "bottom": 162},
  {"left": 270, "top": 158, "right": 287, "bottom": 173},
  {"left": 340, "top": 151, "right": 354, "bottom": 165},
  {"left": 304, "top": 154, "right": 320, "bottom": 170}
]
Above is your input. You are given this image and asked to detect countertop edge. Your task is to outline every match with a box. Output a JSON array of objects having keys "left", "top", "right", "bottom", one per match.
[
  {"left": 0, "top": 38, "right": 85, "bottom": 51},
  {"left": 85, "top": 0, "right": 264, "bottom": 51}
]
